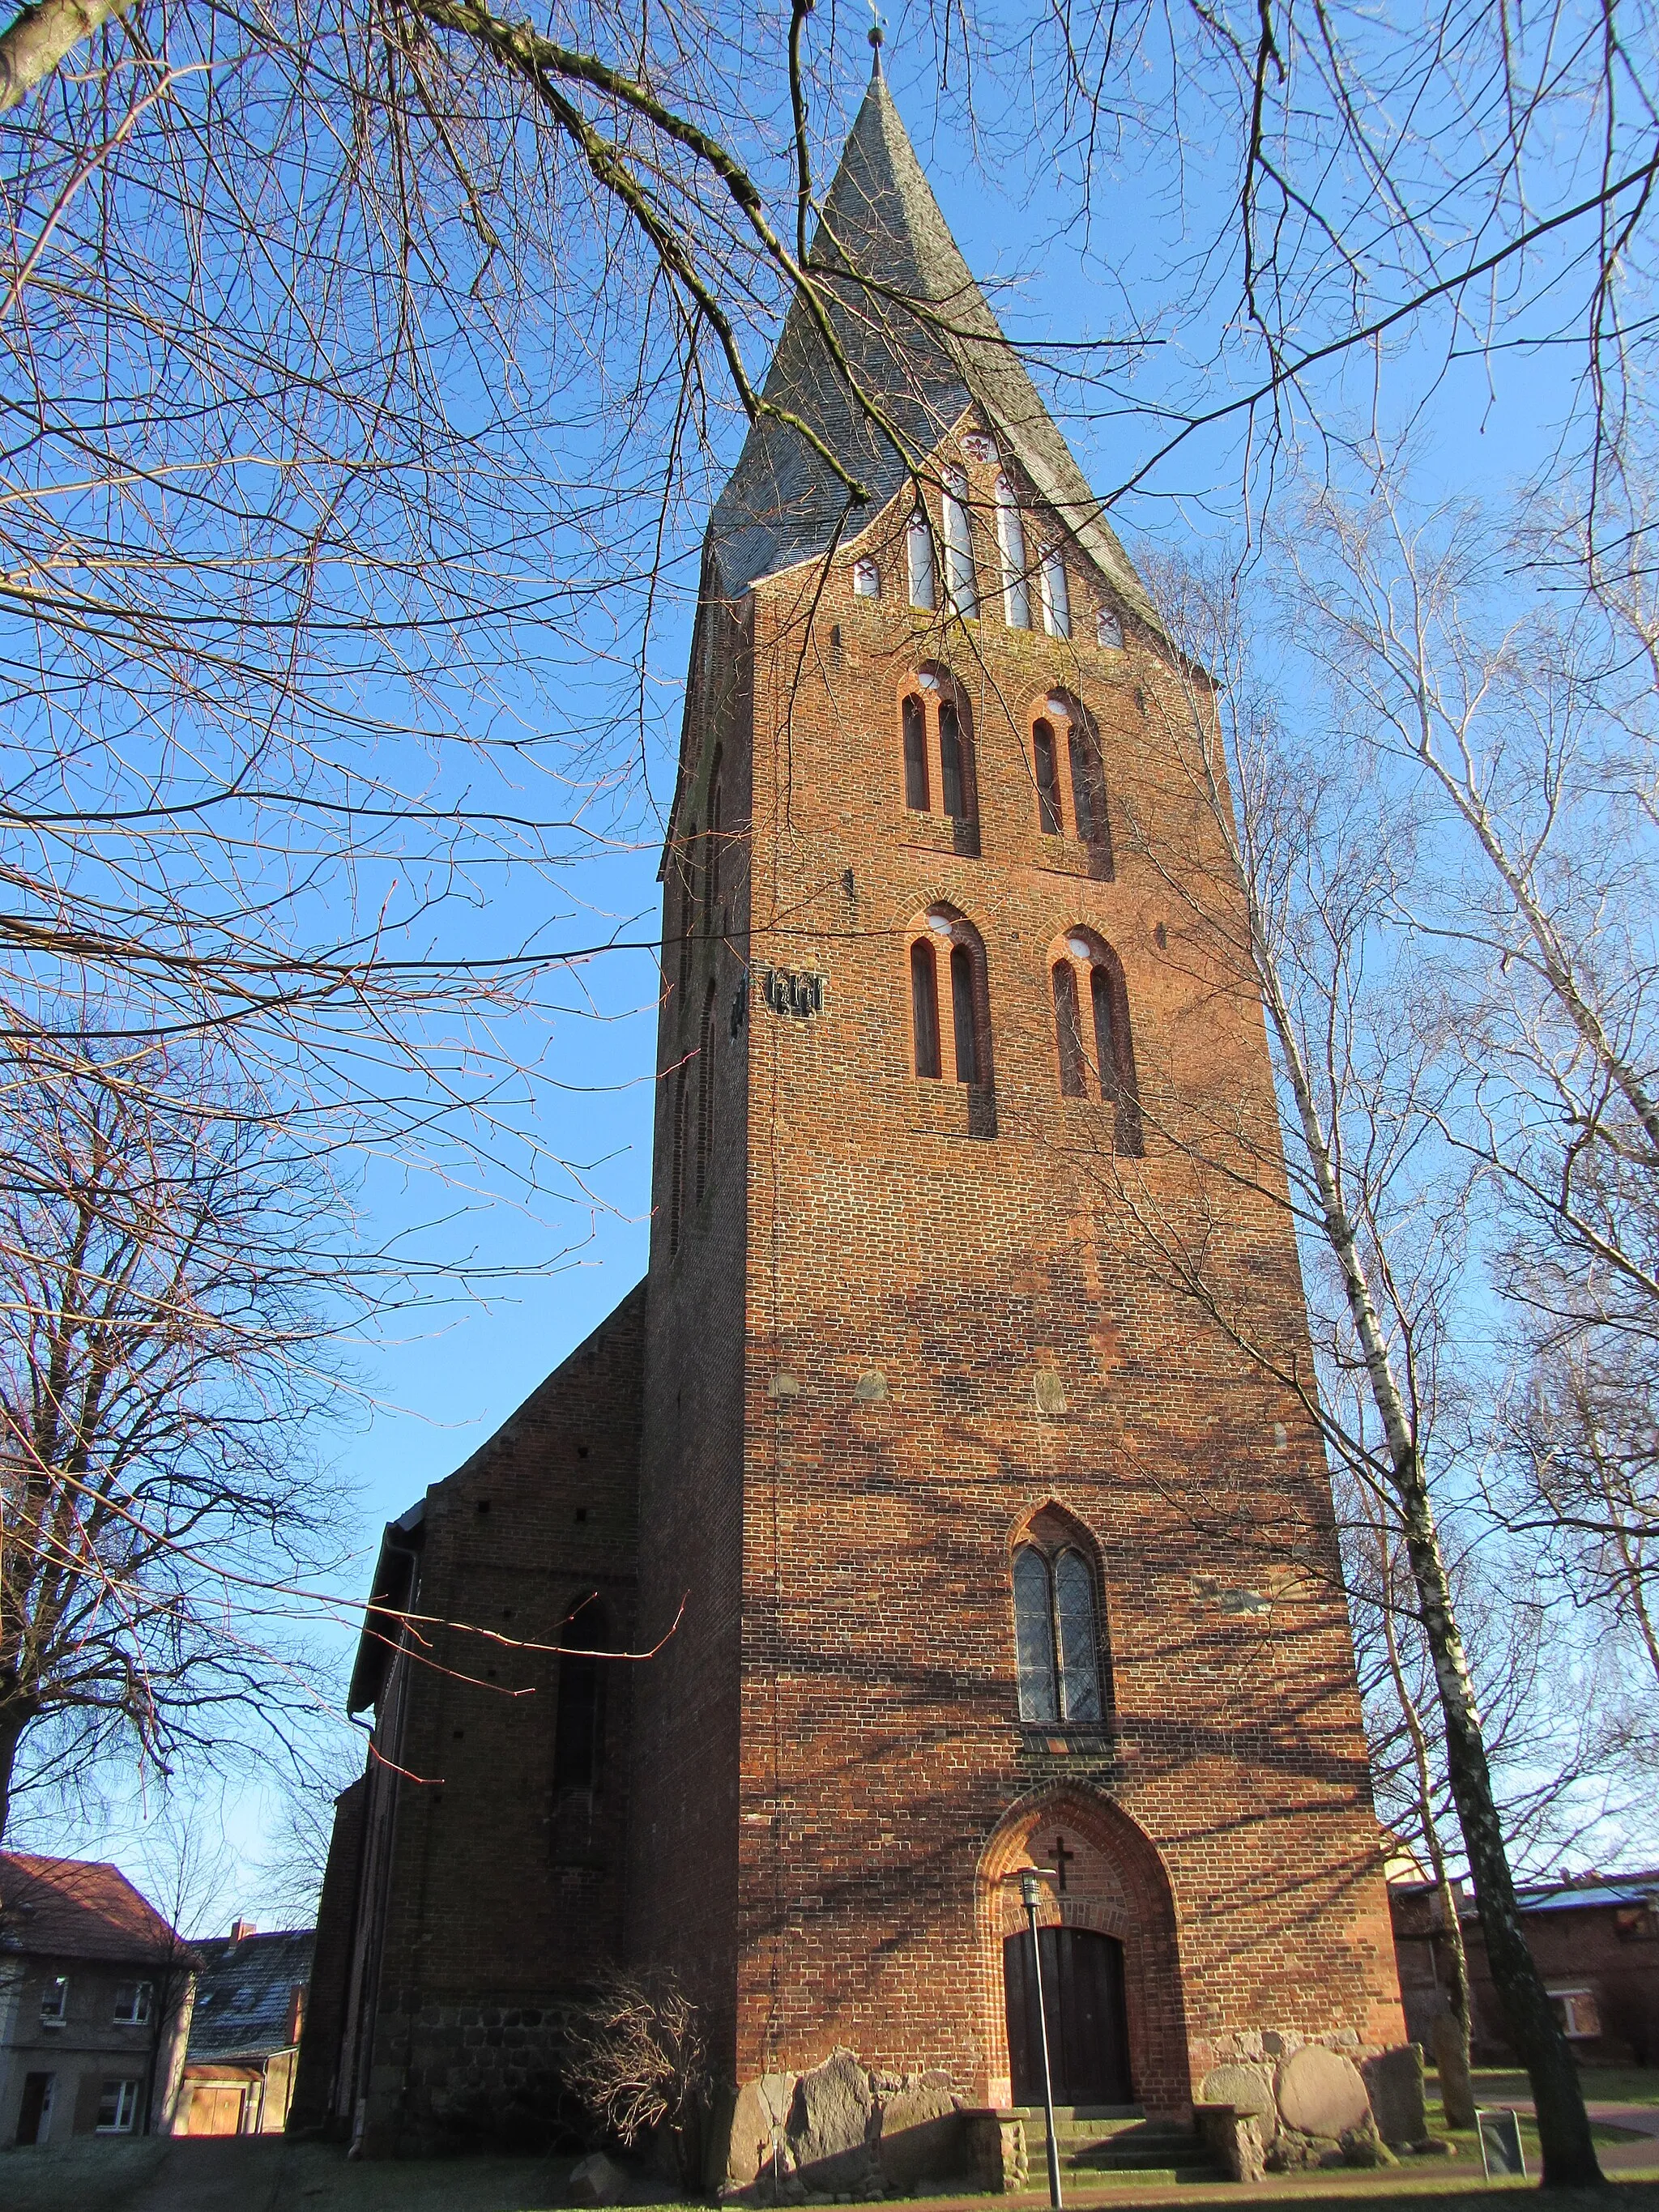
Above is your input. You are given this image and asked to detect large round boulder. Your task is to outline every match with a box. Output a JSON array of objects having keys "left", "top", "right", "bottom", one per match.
[{"left": 1274, "top": 2046, "right": 1370, "bottom": 2138}]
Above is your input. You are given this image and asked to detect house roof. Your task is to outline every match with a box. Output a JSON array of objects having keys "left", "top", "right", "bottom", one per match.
[
  {"left": 186, "top": 1928, "right": 315, "bottom": 2061},
  {"left": 706, "top": 68, "right": 1155, "bottom": 631},
  {"left": 0, "top": 1853, "right": 183, "bottom": 1963},
  {"left": 1390, "top": 1869, "right": 1659, "bottom": 1918}
]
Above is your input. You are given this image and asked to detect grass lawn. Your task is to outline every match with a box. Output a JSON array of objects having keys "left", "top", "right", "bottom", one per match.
[{"left": 1453, "top": 2068, "right": 1659, "bottom": 2110}]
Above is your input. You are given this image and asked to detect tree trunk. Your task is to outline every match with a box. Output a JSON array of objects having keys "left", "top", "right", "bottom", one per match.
[
  {"left": 1257, "top": 971, "right": 1603, "bottom": 2186},
  {"left": 0, "top": 1701, "right": 31, "bottom": 1846}
]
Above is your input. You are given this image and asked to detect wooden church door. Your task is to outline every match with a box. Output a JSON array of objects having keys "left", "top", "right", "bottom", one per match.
[{"left": 1003, "top": 1926, "right": 1132, "bottom": 2107}]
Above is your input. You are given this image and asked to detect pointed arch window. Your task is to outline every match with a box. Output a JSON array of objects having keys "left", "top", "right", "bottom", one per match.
[
  {"left": 1040, "top": 547, "right": 1071, "bottom": 639},
  {"left": 910, "top": 907, "right": 992, "bottom": 1089},
  {"left": 996, "top": 476, "right": 1030, "bottom": 630},
  {"left": 942, "top": 467, "right": 978, "bottom": 618},
  {"left": 1033, "top": 718, "right": 1063, "bottom": 836},
  {"left": 1051, "top": 931, "right": 1144, "bottom": 1153},
  {"left": 902, "top": 694, "right": 929, "bottom": 811},
  {"left": 1013, "top": 1539, "right": 1103, "bottom": 1724},
  {"left": 907, "top": 509, "right": 936, "bottom": 611},
  {"left": 939, "top": 699, "right": 967, "bottom": 819},
  {"left": 695, "top": 979, "right": 717, "bottom": 1201},
  {"left": 1068, "top": 723, "right": 1105, "bottom": 849}
]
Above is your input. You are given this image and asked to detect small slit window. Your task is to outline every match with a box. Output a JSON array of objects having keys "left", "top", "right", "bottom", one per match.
[
  {"left": 907, "top": 509, "right": 936, "bottom": 611},
  {"left": 1041, "top": 547, "right": 1071, "bottom": 639},
  {"left": 996, "top": 476, "right": 1030, "bottom": 630}
]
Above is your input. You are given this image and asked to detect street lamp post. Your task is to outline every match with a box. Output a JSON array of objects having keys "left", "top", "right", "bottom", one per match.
[{"left": 1021, "top": 1869, "right": 1064, "bottom": 2210}]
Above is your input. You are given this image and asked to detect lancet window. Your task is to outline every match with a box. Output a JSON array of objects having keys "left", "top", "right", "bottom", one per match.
[
  {"left": 1050, "top": 929, "right": 1144, "bottom": 1153},
  {"left": 909, "top": 906, "right": 991, "bottom": 1088},
  {"left": 907, "top": 509, "right": 936, "bottom": 611},
  {"left": 1032, "top": 693, "right": 1110, "bottom": 866},
  {"left": 1040, "top": 546, "right": 1072, "bottom": 639},
  {"left": 898, "top": 674, "right": 977, "bottom": 835},
  {"left": 942, "top": 466, "right": 978, "bottom": 618},
  {"left": 553, "top": 1594, "right": 609, "bottom": 1788},
  {"left": 1013, "top": 1519, "right": 1105, "bottom": 1725}
]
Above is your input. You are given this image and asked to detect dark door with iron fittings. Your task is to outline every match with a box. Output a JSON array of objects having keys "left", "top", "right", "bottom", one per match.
[{"left": 1004, "top": 1926, "right": 1132, "bottom": 2107}]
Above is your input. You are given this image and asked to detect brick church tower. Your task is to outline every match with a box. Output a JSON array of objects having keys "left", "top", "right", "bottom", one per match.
[{"left": 299, "top": 58, "right": 1405, "bottom": 2171}]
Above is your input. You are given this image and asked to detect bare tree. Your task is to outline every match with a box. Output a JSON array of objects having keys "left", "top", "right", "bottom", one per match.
[
  {"left": 1104, "top": 552, "right": 1604, "bottom": 2184},
  {"left": 560, "top": 1966, "right": 708, "bottom": 2183},
  {"left": 0, "top": 1021, "right": 350, "bottom": 1841}
]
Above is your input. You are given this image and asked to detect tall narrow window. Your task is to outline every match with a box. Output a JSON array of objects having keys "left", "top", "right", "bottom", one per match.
[
  {"left": 911, "top": 939, "right": 941, "bottom": 1078},
  {"left": 1034, "top": 719, "right": 1063, "bottom": 834},
  {"left": 669, "top": 1063, "right": 689, "bottom": 1252},
  {"left": 902, "top": 694, "right": 929, "bottom": 811},
  {"left": 677, "top": 822, "right": 697, "bottom": 998},
  {"left": 950, "top": 943, "right": 979, "bottom": 1084},
  {"left": 1013, "top": 1548, "right": 1058, "bottom": 1722},
  {"left": 1013, "top": 1536, "right": 1104, "bottom": 1724},
  {"left": 996, "top": 476, "right": 1030, "bottom": 629},
  {"left": 1052, "top": 963, "right": 1085, "bottom": 1095},
  {"left": 1068, "top": 725, "right": 1100, "bottom": 846},
  {"left": 553, "top": 1596, "right": 609, "bottom": 1789},
  {"left": 1040, "top": 547, "right": 1071, "bottom": 639},
  {"left": 939, "top": 699, "right": 966, "bottom": 819},
  {"left": 1091, "top": 961, "right": 1144, "bottom": 1154},
  {"left": 706, "top": 751, "right": 723, "bottom": 928},
  {"left": 942, "top": 467, "right": 977, "bottom": 618},
  {"left": 696, "top": 981, "right": 716, "bottom": 1201},
  {"left": 907, "top": 509, "right": 936, "bottom": 611}
]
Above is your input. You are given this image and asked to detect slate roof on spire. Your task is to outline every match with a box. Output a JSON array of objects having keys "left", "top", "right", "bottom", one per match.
[{"left": 708, "top": 76, "right": 1154, "bottom": 626}]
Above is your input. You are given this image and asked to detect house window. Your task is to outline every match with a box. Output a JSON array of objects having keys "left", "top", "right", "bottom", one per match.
[
  {"left": 40, "top": 1976, "right": 67, "bottom": 2027},
  {"left": 902, "top": 694, "right": 929, "bottom": 811},
  {"left": 996, "top": 475, "right": 1030, "bottom": 630},
  {"left": 695, "top": 981, "right": 717, "bottom": 1202},
  {"left": 113, "top": 1982, "right": 153, "bottom": 2027},
  {"left": 942, "top": 467, "right": 978, "bottom": 618},
  {"left": 907, "top": 509, "right": 936, "bottom": 611},
  {"left": 96, "top": 2079, "right": 139, "bottom": 2133},
  {"left": 553, "top": 1595, "right": 609, "bottom": 1790},
  {"left": 1040, "top": 547, "right": 1071, "bottom": 638},
  {"left": 1052, "top": 930, "right": 1144, "bottom": 1153},
  {"left": 1550, "top": 1989, "right": 1601, "bottom": 2040},
  {"left": 1033, "top": 718, "right": 1063, "bottom": 835},
  {"left": 852, "top": 557, "right": 881, "bottom": 598},
  {"left": 1013, "top": 1541, "right": 1104, "bottom": 1724},
  {"left": 910, "top": 909, "right": 991, "bottom": 1089},
  {"left": 1097, "top": 604, "right": 1124, "bottom": 649}
]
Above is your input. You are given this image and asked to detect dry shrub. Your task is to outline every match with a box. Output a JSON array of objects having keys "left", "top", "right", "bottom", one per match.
[{"left": 561, "top": 1967, "right": 708, "bottom": 2178}]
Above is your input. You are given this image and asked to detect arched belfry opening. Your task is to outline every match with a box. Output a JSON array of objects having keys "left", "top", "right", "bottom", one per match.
[{"left": 978, "top": 1788, "right": 1192, "bottom": 2117}]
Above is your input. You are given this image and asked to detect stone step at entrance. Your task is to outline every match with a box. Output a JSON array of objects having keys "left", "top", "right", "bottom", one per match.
[{"left": 998, "top": 2108, "right": 1226, "bottom": 2184}]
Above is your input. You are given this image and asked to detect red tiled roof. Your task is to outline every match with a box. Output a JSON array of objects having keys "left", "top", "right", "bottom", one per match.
[{"left": 0, "top": 1853, "right": 183, "bottom": 1963}]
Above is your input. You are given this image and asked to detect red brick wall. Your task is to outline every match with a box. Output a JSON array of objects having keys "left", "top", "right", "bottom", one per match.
[
  {"left": 629, "top": 417, "right": 1403, "bottom": 2118},
  {"left": 354, "top": 1285, "right": 647, "bottom": 2146}
]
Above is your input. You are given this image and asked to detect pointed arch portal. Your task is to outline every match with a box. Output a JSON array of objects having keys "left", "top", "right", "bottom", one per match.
[{"left": 979, "top": 1787, "right": 1192, "bottom": 2116}]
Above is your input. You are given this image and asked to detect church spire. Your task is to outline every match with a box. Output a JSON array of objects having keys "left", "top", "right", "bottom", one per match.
[{"left": 706, "top": 71, "right": 1154, "bottom": 630}]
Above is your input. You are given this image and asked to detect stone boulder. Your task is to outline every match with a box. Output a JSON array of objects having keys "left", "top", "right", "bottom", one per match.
[
  {"left": 787, "top": 2049, "right": 878, "bottom": 2192},
  {"left": 569, "top": 2150, "right": 627, "bottom": 2206},
  {"left": 1362, "top": 2044, "right": 1427, "bottom": 2147},
  {"left": 876, "top": 2071, "right": 960, "bottom": 2190},
  {"left": 1275, "top": 2045, "right": 1370, "bottom": 2138},
  {"left": 727, "top": 2073, "right": 798, "bottom": 2189},
  {"left": 1197, "top": 2062, "right": 1277, "bottom": 2129}
]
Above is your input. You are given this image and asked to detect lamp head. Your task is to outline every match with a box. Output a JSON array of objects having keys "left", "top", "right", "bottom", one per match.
[{"left": 1021, "top": 1869, "right": 1042, "bottom": 1910}]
